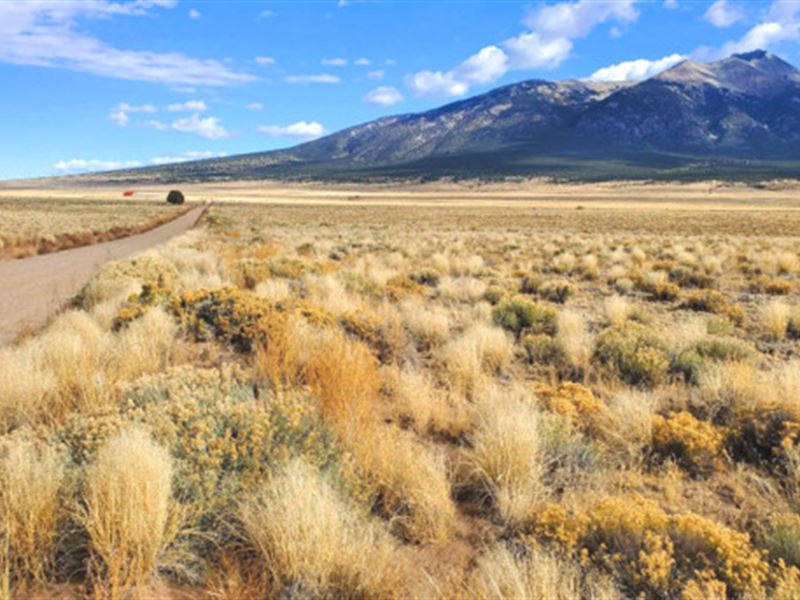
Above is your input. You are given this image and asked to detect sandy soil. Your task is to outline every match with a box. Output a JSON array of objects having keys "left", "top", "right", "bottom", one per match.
[{"left": 0, "top": 204, "right": 206, "bottom": 347}]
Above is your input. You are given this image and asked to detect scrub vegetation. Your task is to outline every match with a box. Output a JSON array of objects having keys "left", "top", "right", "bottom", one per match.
[{"left": 4, "top": 197, "right": 800, "bottom": 598}]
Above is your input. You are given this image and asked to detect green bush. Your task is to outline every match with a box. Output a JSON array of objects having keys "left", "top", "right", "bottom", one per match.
[
  {"left": 483, "top": 285, "right": 506, "bottom": 305},
  {"left": 523, "top": 334, "right": 565, "bottom": 365},
  {"left": 593, "top": 323, "right": 670, "bottom": 386},
  {"left": 166, "top": 189, "right": 185, "bottom": 205},
  {"left": 538, "top": 279, "right": 576, "bottom": 304},
  {"left": 492, "top": 297, "right": 557, "bottom": 337},
  {"left": 764, "top": 514, "right": 800, "bottom": 567}
]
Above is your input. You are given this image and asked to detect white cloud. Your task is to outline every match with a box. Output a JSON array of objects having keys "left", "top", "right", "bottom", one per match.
[
  {"left": 704, "top": 0, "right": 745, "bottom": 28},
  {"left": 588, "top": 53, "right": 686, "bottom": 81},
  {"left": 355, "top": 58, "right": 371, "bottom": 66},
  {"left": 150, "top": 150, "right": 225, "bottom": 165},
  {"left": 171, "top": 114, "right": 232, "bottom": 139},
  {"left": 258, "top": 121, "right": 327, "bottom": 139},
  {"left": 406, "top": 71, "right": 468, "bottom": 97},
  {"left": 406, "top": 1, "right": 638, "bottom": 98},
  {"left": 322, "top": 57, "right": 347, "bottom": 67},
  {"left": 255, "top": 56, "right": 276, "bottom": 66},
  {"left": 503, "top": 32, "right": 573, "bottom": 69},
  {"left": 146, "top": 119, "right": 169, "bottom": 131},
  {"left": 367, "top": 69, "right": 385, "bottom": 80},
  {"left": 166, "top": 100, "right": 208, "bottom": 112},
  {"left": 385, "top": 58, "right": 396, "bottom": 66},
  {"left": 664, "top": 0, "right": 679, "bottom": 8},
  {"left": 246, "top": 102, "right": 264, "bottom": 110},
  {"left": 54, "top": 158, "right": 143, "bottom": 173},
  {"left": 364, "top": 86, "right": 404, "bottom": 106},
  {"left": 285, "top": 74, "right": 341, "bottom": 83},
  {"left": 527, "top": 0, "right": 638, "bottom": 39},
  {"left": 259, "top": 9, "right": 276, "bottom": 19},
  {"left": 0, "top": 2, "right": 255, "bottom": 86},
  {"left": 108, "top": 102, "right": 156, "bottom": 127},
  {"left": 708, "top": 0, "right": 800, "bottom": 58},
  {"left": 188, "top": 8, "right": 201, "bottom": 19}
]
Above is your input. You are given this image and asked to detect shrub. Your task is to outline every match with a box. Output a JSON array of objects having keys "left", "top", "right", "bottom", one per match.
[
  {"left": 593, "top": 323, "right": 670, "bottom": 386},
  {"left": 669, "top": 266, "right": 714, "bottom": 289},
  {"left": 749, "top": 275, "right": 794, "bottom": 296},
  {"left": 529, "top": 495, "right": 770, "bottom": 597},
  {"left": 707, "top": 316, "right": 734, "bottom": 336},
  {"left": 764, "top": 514, "right": 800, "bottom": 567},
  {"left": 166, "top": 190, "right": 185, "bottom": 205},
  {"left": 604, "top": 295, "right": 630, "bottom": 328},
  {"left": 523, "top": 334, "right": 565, "bottom": 366},
  {"left": 538, "top": 279, "right": 576, "bottom": 304},
  {"left": 681, "top": 290, "right": 745, "bottom": 325},
  {"left": 492, "top": 296, "right": 557, "bottom": 337},
  {"left": 535, "top": 382, "right": 604, "bottom": 433},
  {"left": 80, "top": 428, "right": 178, "bottom": 599},
  {"left": 651, "top": 411, "right": 724, "bottom": 473}
]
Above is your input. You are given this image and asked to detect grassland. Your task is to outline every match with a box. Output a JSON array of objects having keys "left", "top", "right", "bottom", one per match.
[
  {"left": 3, "top": 182, "right": 800, "bottom": 598},
  {"left": 0, "top": 193, "right": 187, "bottom": 259}
]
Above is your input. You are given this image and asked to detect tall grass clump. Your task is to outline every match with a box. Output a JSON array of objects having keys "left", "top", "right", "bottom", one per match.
[
  {"left": 440, "top": 324, "right": 513, "bottom": 394},
  {"left": 237, "top": 459, "right": 404, "bottom": 598},
  {"left": 0, "top": 436, "right": 65, "bottom": 592},
  {"left": 457, "top": 385, "right": 546, "bottom": 525},
  {"left": 80, "top": 428, "right": 177, "bottom": 599}
]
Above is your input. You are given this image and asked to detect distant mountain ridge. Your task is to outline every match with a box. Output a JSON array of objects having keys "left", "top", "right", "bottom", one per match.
[{"left": 71, "top": 50, "right": 800, "bottom": 183}]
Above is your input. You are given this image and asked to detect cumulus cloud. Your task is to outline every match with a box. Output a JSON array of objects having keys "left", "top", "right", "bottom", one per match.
[
  {"left": 367, "top": 70, "right": 385, "bottom": 80},
  {"left": 54, "top": 158, "right": 143, "bottom": 173},
  {"left": 322, "top": 57, "right": 347, "bottom": 66},
  {"left": 503, "top": 32, "right": 573, "bottom": 69},
  {"left": 166, "top": 100, "right": 208, "bottom": 112},
  {"left": 171, "top": 114, "right": 232, "bottom": 139},
  {"left": 703, "top": 0, "right": 800, "bottom": 59},
  {"left": 258, "top": 9, "right": 276, "bottom": 19},
  {"left": 258, "top": 121, "right": 327, "bottom": 139},
  {"left": 188, "top": 8, "right": 201, "bottom": 19},
  {"left": 246, "top": 102, "right": 264, "bottom": 110},
  {"left": 704, "top": 0, "right": 745, "bottom": 28},
  {"left": 528, "top": 0, "right": 638, "bottom": 39},
  {"left": 355, "top": 58, "right": 371, "bottom": 66},
  {"left": 588, "top": 53, "right": 686, "bottom": 81},
  {"left": 255, "top": 56, "right": 276, "bottom": 66},
  {"left": 364, "top": 86, "right": 404, "bottom": 106},
  {"left": 664, "top": 0, "right": 679, "bottom": 8},
  {"left": 0, "top": 1, "right": 255, "bottom": 86},
  {"left": 285, "top": 74, "right": 341, "bottom": 83},
  {"left": 108, "top": 102, "right": 156, "bottom": 127},
  {"left": 406, "top": 1, "right": 638, "bottom": 98}
]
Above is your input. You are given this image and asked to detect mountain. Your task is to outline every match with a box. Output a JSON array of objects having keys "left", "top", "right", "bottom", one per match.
[{"left": 72, "top": 50, "right": 800, "bottom": 183}]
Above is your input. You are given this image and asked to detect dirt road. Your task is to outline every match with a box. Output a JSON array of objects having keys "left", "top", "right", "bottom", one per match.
[{"left": 0, "top": 204, "right": 206, "bottom": 347}]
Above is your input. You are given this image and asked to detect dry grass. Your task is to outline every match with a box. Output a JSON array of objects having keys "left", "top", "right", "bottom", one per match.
[
  {"left": 457, "top": 385, "right": 546, "bottom": 525},
  {"left": 80, "top": 428, "right": 177, "bottom": 600},
  {"left": 0, "top": 436, "right": 65, "bottom": 592},
  {"left": 238, "top": 459, "right": 405, "bottom": 598},
  {"left": 5, "top": 189, "right": 800, "bottom": 597},
  {"left": 0, "top": 197, "right": 185, "bottom": 259}
]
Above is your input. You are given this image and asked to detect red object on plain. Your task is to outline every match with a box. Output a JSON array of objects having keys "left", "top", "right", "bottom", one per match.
[{"left": 122, "top": 191, "right": 135, "bottom": 197}]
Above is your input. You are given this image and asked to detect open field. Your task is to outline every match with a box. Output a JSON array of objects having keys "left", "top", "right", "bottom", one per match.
[
  {"left": 3, "top": 182, "right": 800, "bottom": 598},
  {"left": 0, "top": 195, "right": 188, "bottom": 259}
]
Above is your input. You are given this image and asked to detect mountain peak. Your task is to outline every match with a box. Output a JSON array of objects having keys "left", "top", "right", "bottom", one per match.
[{"left": 733, "top": 49, "right": 772, "bottom": 62}]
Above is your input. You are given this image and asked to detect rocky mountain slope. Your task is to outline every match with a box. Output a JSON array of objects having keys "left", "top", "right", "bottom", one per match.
[{"left": 68, "top": 50, "right": 800, "bottom": 182}]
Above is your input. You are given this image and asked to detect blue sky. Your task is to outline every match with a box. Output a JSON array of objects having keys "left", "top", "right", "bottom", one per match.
[{"left": 1, "top": 0, "right": 798, "bottom": 179}]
